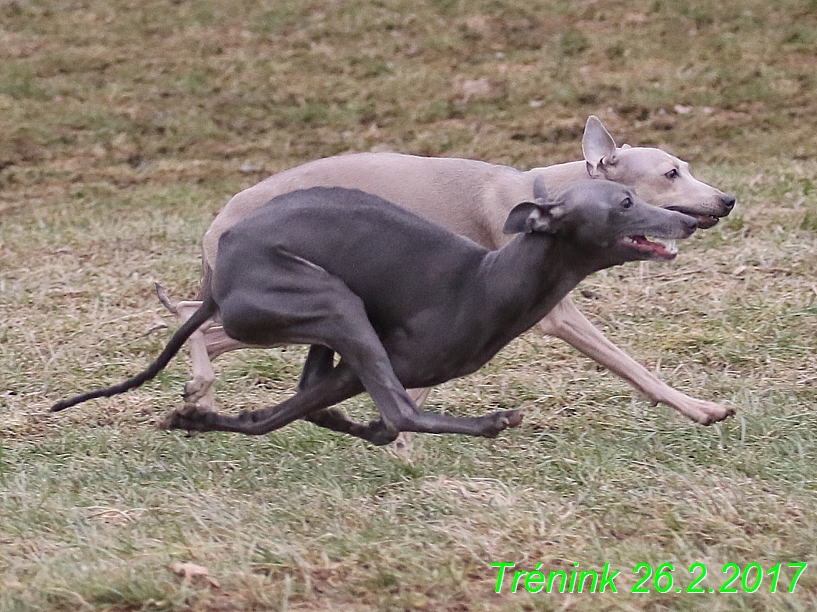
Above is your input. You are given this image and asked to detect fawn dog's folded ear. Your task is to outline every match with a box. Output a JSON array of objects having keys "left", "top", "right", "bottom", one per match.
[{"left": 503, "top": 201, "right": 565, "bottom": 235}]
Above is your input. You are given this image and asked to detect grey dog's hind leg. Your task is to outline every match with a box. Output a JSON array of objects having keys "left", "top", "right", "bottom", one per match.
[{"left": 164, "top": 359, "right": 400, "bottom": 445}]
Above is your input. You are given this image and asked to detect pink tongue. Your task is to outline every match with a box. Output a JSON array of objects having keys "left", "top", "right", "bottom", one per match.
[{"left": 631, "top": 236, "right": 672, "bottom": 258}]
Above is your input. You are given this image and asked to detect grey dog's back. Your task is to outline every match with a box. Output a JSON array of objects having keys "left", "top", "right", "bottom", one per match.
[{"left": 215, "top": 186, "right": 487, "bottom": 324}]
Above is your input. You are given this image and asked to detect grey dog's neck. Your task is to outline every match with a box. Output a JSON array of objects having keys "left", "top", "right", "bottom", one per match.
[{"left": 477, "top": 233, "right": 599, "bottom": 341}]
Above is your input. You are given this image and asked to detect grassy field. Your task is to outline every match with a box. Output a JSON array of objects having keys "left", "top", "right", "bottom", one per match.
[{"left": 1, "top": 0, "right": 816, "bottom": 610}]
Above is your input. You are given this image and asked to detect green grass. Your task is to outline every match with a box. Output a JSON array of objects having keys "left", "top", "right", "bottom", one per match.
[{"left": 2, "top": 0, "right": 817, "bottom": 610}]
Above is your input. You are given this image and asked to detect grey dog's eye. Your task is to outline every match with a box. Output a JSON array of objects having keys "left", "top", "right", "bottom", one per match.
[
  {"left": 621, "top": 197, "right": 633, "bottom": 209},
  {"left": 665, "top": 169, "right": 679, "bottom": 179}
]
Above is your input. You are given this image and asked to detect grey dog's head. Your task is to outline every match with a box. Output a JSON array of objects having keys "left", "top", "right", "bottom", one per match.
[{"left": 503, "top": 177, "right": 698, "bottom": 265}]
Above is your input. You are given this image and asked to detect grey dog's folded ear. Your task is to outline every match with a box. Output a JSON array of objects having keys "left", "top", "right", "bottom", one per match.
[
  {"left": 503, "top": 201, "right": 565, "bottom": 235},
  {"left": 503, "top": 174, "right": 563, "bottom": 234}
]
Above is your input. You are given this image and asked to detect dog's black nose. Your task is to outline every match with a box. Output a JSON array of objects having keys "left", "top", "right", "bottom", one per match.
[
  {"left": 720, "top": 194, "right": 736, "bottom": 212},
  {"left": 683, "top": 215, "right": 698, "bottom": 234}
]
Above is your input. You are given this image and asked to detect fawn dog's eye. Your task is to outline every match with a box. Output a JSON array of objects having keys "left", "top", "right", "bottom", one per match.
[
  {"left": 621, "top": 197, "right": 633, "bottom": 209},
  {"left": 665, "top": 168, "right": 679, "bottom": 179}
]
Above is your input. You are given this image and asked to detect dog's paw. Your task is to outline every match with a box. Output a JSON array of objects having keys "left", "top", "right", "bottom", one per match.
[
  {"left": 481, "top": 409, "right": 524, "bottom": 438},
  {"left": 681, "top": 399, "right": 735, "bottom": 425},
  {"left": 363, "top": 422, "right": 400, "bottom": 447},
  {"left": 159, "top": 405, "right": 215, "bottom": 432},
  {"left": 183, "top": 376, "right": 214, "bottom": 404},
  {"left": 391, "top": 431, "right": 415, "bottom": 454}
]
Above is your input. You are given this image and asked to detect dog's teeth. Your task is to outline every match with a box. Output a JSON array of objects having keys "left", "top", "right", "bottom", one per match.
[{"left": 664, "top": 239, "right": 677, "bottom": 254}]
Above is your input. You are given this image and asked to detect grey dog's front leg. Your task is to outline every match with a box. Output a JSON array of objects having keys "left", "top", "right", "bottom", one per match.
[
  {"left": 304, "top": 408, "right": 399, "bottom": 446},
  {"left": 297, "top": 345, "right": 399, "bottom": 445},
  {"left": 319, "top": 321, "right": 525, "bottom": 440},
  {"left": 298, "top": 344, "right": 335, "bottom": 389},
  {"left": 293, "top": 344, "right": 390, "bottom": 443}
]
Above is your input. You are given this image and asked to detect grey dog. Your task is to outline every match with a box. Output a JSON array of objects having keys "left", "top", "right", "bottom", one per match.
[{"left": 52, "top": 179, "right": 696, "bottom": 444}]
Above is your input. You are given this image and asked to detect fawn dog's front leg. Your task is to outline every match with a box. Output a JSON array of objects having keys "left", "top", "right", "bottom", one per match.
[{"left": 539, "top": 295, "right": 734, "bottom": 424}]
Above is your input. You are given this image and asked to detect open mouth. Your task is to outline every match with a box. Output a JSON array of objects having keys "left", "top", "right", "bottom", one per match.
[
  {"left": 619, "top": 235, "right": 678, "bottom": 260},
  {"left": 689, "top": 214, "right": 719, "bottom": 229}
]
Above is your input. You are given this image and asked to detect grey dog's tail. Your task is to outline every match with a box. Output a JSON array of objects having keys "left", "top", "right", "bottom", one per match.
[{"left": 50, "top": 297, "right": 218, "bottom": 412}]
